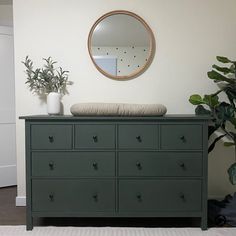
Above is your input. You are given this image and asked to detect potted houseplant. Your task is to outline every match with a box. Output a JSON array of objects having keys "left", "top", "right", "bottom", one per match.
[
  {"left": 22, "top": 56, "right": 72, "bottom": 115},
  {"left": 189, "top": 56, "right": 236, "bottom": 184}
]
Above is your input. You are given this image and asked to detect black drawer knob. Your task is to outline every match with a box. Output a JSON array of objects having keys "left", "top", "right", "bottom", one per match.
[
  {"left": 48, "top": 136, "right": 54, "bottom": 143},
  {"left": 136, "top": 162, "right": 142, "bottom": 170},
  {"left": 49, "top": 194, "right": 54, "bottom": 202},
  {"left": 92, "top": 194, "right": 98, "bottom": 202},
  {"left": 92, "top": 162, "right": 98, "bottom": 170},
  {"left": 92, "top": 135, "right": 98, "bottom": 142},
  {"left": 179, "top": 193, "right": 186, "bottom": 202},
  {"left": 180, "top": 135, "right": 186, "bottom": 143},
  {"left": 136, "top": 136, "right": 142, "bottom": 142},
  {"left": 49, "top": 162, "right": 54, "bottom": 170},
  {"left": 178, "top": 162, "right": 186, "bottom": 170},
  {"left": 136, "top": 194, "right": 142, "bottom": 202}
]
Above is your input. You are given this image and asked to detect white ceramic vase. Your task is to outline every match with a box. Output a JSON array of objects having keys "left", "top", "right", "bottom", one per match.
[{"left": 47, "top": 92, "right": 61, "bottom": 115}]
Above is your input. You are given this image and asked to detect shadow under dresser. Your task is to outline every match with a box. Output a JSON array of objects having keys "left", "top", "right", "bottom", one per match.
[{"left": 20, "top": 115, "right": 210, "bottom": 230}]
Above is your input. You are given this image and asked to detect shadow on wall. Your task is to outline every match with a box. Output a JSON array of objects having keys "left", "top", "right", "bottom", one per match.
[{"left": 208, "top": 135, "right": 235, "bottom": 199}]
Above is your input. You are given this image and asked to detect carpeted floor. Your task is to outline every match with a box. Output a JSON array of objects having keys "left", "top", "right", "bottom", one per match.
[{"left": 0, "top": 226, "right": 235, "bottom": 236}]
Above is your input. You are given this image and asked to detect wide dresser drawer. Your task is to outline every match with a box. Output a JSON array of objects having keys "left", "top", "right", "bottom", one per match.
[
  {"left": 160, "top": 124, "right": 202, "bottom": 150},
  {"left": 118, "top": 152, "right": 202, "bottom": 177},
  {"left": 119, "top": 179, "right": 202, "bottom": 212},
  {"left": 31, "top": 124, "right": 72, "bottom": 150},
  {"left": 32, "top": 179, "right": 115, "bottom": 212},
  {"left": 118, "top": 124, "right": 158, "bottom": 149},
  {"left": 32, "top": 152, "right": 115, "bottom": 177},
  {"left": 75, "top": 124, "right": 115, "bottom": 149}
]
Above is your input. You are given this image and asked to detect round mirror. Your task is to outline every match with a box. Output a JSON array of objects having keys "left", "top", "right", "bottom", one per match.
[{"left": 88, "top": 10, "right": 155, "bottom": 80}]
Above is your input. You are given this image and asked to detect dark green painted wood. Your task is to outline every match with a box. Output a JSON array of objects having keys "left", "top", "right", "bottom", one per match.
[
  {"left": 32, "top": 179, "right": 115, "bottom": 212},
  {"left": 32, "top": 152, "right": 115, "bottom": 177},
  {"left": 119, "top": 179, "right": 202, "bottom": 212},
  {"left": 118, "top": 152, "right": 202, "bottom": 177},
  {"left": 160, "top": 124, "right": 202, "bottom": 150},
  {"left": 21, "top": 115, "right": 210, "bottom": 230},
  {"left": 75, "top": 124, "right": 115, "bottom": 149},
  {"left": 31, "top": 124, "right": 72, "bottom": 150},
  {"left": 118, "top": 125, "right": 158, "bottom": 149}
]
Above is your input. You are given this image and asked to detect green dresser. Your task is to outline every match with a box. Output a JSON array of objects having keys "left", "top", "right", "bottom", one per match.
[{"left": 20, "top": 115, "right": 209, "bottom": 230}]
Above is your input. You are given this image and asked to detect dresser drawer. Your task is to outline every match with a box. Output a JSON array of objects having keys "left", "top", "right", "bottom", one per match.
[
  {"left": 32, "top": 179, "right": 115, "bottom": 212},
  {"left": 118, "top": 152, "right": 202, "bottom": 177},
  {"left": 31, "top": 125, "right": 72, "bottom": 150},
  {"left": 75, "top": 125, "right": 115, "bottom": 149},
  {"left": 160, "top": 124, "right": 202, "bottom": 150},
  {"left": 32, "top": 152, "right": 115, "bottom": 177},
  {"left": 118, "top": 125, "right": 158, "bottom": 149},
  {"left": 119, "top": 180, "right": 202, "bottom": 212}
]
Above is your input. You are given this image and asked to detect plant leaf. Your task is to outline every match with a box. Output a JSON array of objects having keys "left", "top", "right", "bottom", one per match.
[
  {"left": 203, "top": 94, "right": 219, "bottom": 107},
  {"left": 207, "top": 70, "right": 234, "bottom": 83},
  {"left": 216, "top": 56, "right": 233, "bottom": 63},
  {"left": 189, "top": 94, "right": 205, "bottom": 105},
  {"left": 212, "top": 64, "right": 234, "bottom": 74},
  {"left": 208, "top": 134, "right": 226, "bottom": 153},
  {"left": 224, "top": 142, "right": 235, "bottom": 147},
  {"left": 195, "top": 105, "right": 212, "bottom": 116},
  {"left": 227, "top": 163, "right": 236, "bottom": 185}
]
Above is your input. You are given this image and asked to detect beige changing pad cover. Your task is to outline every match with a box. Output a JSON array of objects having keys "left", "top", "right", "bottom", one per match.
[{"left": 70, "top": 103, "right": 167, "bottom": 116}]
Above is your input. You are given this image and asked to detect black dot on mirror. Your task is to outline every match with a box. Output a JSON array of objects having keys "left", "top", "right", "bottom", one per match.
[
  {"left": 106, "top": 52, "right": 109, "bottom": 55},
  {"left": 137, "top": 65, "right": 140, "bottom": 67},
  {"left": 144, "top": 49, "right": 146, "bottom": 51},
  {"left": 116, "top": 48, "right": 118, "bottom": 50},
  {"left": 145, "top": 59, "right": 148, "bottom": 61},
  {"left": 128, "top": 65, "right": 130, "bottom": 67},
  {"left": 98, "top": 48, "right": 100, "bottom": 50},
  {"left": 120, "top": 59, "right": 123, "bottom": 61},
  {"left": 124, "top": 51, "right": 127, "bottom": 54},
  {"left": 118, "top": 70, "right": 121, "bottom": 73},
  {"left": 132, "top": 46, "right": 135, "bottom": 49},
  {"left": 134, "top": 56, "right": 136, "bottom": 58}
]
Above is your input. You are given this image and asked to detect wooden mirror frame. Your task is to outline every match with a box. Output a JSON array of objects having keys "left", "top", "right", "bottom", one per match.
[{"left": 88, "top": 10, "right": 156, "bottom": 80}]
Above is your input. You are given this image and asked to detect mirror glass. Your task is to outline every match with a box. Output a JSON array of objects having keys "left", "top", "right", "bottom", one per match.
[{"left": 88, "top": 11, "right": 155, "bottom": 80}]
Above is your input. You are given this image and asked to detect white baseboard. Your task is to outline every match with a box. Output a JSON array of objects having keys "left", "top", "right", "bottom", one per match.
[{"left": 16, "top": 196, "right": 26, "bottom": 206}]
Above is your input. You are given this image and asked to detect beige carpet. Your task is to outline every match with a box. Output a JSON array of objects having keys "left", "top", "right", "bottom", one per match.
[{"left": 0, "top": 226, "right": 235, "bottom": 236}]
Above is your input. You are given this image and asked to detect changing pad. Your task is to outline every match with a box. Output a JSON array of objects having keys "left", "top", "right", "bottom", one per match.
[{"left": 70, "top": 103, "right": 167, "bottom": 116}]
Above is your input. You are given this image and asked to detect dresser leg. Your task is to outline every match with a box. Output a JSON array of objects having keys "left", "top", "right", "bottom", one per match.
[
  {"left": 201, "top": 216, "right": 208, "bottom": 230},
  {"left": 26, "top": 216, "right": 33, "bottom": 230}
]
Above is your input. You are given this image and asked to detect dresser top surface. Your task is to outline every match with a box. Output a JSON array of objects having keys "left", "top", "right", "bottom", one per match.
[{"left": 19, "top": 114, "right": 211, "bottom": 121}]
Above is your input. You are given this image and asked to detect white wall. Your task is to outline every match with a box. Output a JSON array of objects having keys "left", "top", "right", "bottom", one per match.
[
  {"left": 0, "top": 25, "right": 16, "bottom": 187},
  {"left": 0, "top": 4, "right": 13, "bottom": 26},
  {"left": 13, "top": 0, "right": 236, "bottom": 201}
]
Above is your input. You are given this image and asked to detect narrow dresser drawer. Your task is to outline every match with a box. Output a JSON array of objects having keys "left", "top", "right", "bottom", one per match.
[
  {"left": 118, "top": 125, "right": 158, "bottom": 149},
  {"left": 75, "top": 125, "right": 115, "bottom": 149},
  {"left": 118, "top": 152, "right": 202, "bottom": 177},
  {"left": 32, "top": 152, "right": 115, "bottom": 177},
  {"left": 119, "top": 180, "right": 202, "bottom": 212},
  {"left": 31, "top": 125, "right": 72, "bottom": 150},
  {"left": 32, "top": 179, "right": 115, "bottom": 212},
  {"left": 160, "top": 124, "right": 202, "bottom": 150}
]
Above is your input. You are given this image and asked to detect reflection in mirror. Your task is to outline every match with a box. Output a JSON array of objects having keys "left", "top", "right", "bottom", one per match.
[{"left": 88, "top": 11, "right": 155, "bottom": 80}]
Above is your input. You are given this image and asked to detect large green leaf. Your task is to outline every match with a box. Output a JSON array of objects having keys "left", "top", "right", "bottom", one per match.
[
  {"left": 212, "top": 64, "right": 234, "bottom": 75},
  {"left": 216, "top": 56, "right": 233, "bottom": 63},
  {"left": 189, "top": 94, "right": 205, "bottom": 105},
  {"left": 208, "top": 134, "right": 226, "bottom": 153},
  {"left": 228, "top": 163, "right": 236, "bottom": 185},
  {"left": 203, "top": 94, "right": 219, "bottom": 107},
  {"left": 207, "top": 70, "right": 234, "bottom": 83},
  {"left": 215, "top": 102, "right": 235, "bottom": 121},
  {"left": 224, "top": 142, "right": 235, "bottom": 147},
  {"left": 195, "top": 105, "right": 211, "bottom": 115}
]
